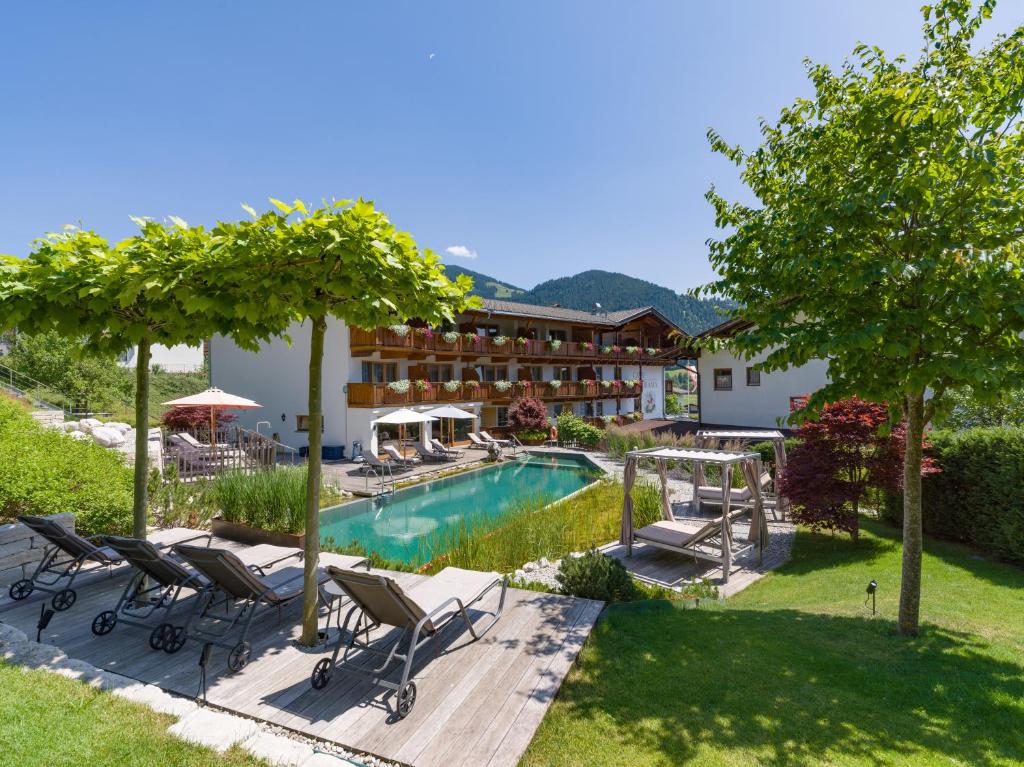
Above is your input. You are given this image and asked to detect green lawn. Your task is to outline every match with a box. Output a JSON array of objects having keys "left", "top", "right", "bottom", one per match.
[
  {"left": 522, "top": 519, "right": 1024, "bottom": 766},
  {"left": 0, "top": 662, "right": 265, "bottom": 767}
]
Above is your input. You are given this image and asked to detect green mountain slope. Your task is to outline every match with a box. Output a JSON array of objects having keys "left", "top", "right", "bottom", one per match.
[{"left": 440, "top": 265, "right": 729, "bottom": 334}]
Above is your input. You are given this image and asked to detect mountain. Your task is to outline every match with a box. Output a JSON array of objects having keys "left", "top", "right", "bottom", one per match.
[
  {"left": 441, "top": 264, "right": 730, "bottom": 334},
  {"left": 442, "top": 266, "right": 527, "bottom": 300}
]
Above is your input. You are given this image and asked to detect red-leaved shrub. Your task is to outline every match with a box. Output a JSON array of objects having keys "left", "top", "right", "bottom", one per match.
[
  {"left": 161, "top": 406, "right": 236, "bottom": 437},
  {"left": 507, "top": 397, "right": 549, "bottom": 433}
]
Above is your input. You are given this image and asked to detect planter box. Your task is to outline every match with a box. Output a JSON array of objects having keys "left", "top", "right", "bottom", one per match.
[{"left": 211, "top": 517, "right": 305, "bottom": 549}]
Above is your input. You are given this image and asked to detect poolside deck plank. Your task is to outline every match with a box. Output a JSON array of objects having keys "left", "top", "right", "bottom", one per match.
[{"left": 0, "top": 542, "right": 601, "bottom": 767}]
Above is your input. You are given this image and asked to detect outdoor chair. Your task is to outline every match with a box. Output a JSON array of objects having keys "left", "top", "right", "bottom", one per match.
[
  {"left": 8, "top": 515, "right": 126, "bottom": 611},
  {"left": 360, "top": 449, "right": 407, "bottom": 476},
  {"left": 695, "top": 471, "right": 772, "bottom": 511},
  {"left": 383, "top": 444, "right": 422, "bottom": 467},
  {"left": 173, "top": 543, "right": 368, "bottom": 672},
  {"left": 467, "top": 433, "right": 492, "bottom": 449},
  {"left": 414, "top": 442, "right": 451, "bottom": 462},
  {"left": 91, "top": 538, "right": 305, "bottom": 653},
  {"left": 479, "top": 430, "right": 511, "bottom": 447},
  {"left": 633, "top": 508, "right": 750, "bottom": 566},
  {"left": 430, "top": 438, "right": 462, "bottom": 458},
  {"left": 309, "top": 565, "right": 507, "bottom": 719}
]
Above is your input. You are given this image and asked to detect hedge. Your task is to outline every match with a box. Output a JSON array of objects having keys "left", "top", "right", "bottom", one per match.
[
  {"left": 882, "top": 427, "right": 1024, "bottom": 564},
  {"left": 0, "top": 396, "right": 133, "bottom": 535}
]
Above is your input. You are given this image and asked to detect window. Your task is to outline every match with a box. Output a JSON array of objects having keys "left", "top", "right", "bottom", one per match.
[
  {"left": 596, "top": 401, "right": 605, "bottom": 416},
  {"left": 714, "top": 368, "right": 733, "bottom": 391},
  {"left": 475, "top": 324, "right": 500, "bottom": 337},
  {"left": 529, "top": 366, "right": 544, "bottom": 382},
  {"left": 477, "top": 365, "right": 508, "bottom": 382},
  {"left": 361, "top": 362, "right": 397, "bottom": 384},
  {"left": 295, "top": 415, "right": 324, "bottom": 432},
  {"left": 746, "top": 367, "right": 761, "bottom": 387},
  {"left": 547, "top": 329, "right": 567, "bottom": 342},
  {"left": 614, "top": 366, "right": 623, "bottom": 380},
  {"left": 496, "top": 406, "right": 509, "bottom": 427},
  {"left": 554, "top": 366, "right": 572, "bottom": 381},
  {"left": 424, "top": 364, "right": 453, "bottom": 383}
]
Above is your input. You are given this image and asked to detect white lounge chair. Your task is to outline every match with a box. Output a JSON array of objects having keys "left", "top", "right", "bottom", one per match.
[
  {"left": 383, "top": 444, "right": 421, "bottom": 467},
  {"left": 479, "top": 430, "right": 511, "bottom": 447},
  {"left": 415, "top": 442, "right": 452, "bottom": 462},
  {"left": 310, "top": 566, "right": 507, "bottom": 718},
  {"left": 467, "top": 433, "right": 492, "bottom": 449}
]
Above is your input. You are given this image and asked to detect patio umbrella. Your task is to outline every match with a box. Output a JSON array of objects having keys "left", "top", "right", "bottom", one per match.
[
  {"left": 373, "top": 408, "right": 438, "bottom": 455},
  {"left": 422, "top": 405, "right": 476, "bottom": 446},
  {"left": 162, "top": 387, "right": 262, "bottom": 453}
]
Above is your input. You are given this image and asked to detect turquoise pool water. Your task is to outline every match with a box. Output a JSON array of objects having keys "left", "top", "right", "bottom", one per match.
[{"left": 319, "top": 453, "right": 601, "bottom": 564}]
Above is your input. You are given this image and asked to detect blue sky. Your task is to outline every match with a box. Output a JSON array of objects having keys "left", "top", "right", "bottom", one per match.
[{"left": 2, "top": 2, "right": 1021, "bottom": 293}]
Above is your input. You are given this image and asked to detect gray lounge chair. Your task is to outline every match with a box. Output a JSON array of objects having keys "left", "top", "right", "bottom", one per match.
[
  {"left": 360, "top": 449, "right": 406, "bottom": 475},
  {"left": 174, "top": 543, "right": 366, "bottom": 672},
  {"left": 430, "top": 438, "right": 462, "bottom": 458},
  {"left": 415, "top": 442, "right": 451, "bottom": 462},
  {"left": 633, "top": 508, "right": 751, "bottom": 567},
  {"left": 467, "top": 433, "right": 491, "bottom": 449},
  {"left": 383, "top": 444, "right": 421, "bottom": 467},
  {"left": 9, "top": 515, "right": 125, "bottom": 611},
  {"left": 310, "top": 566, "right": 507, "bottom": 718}
]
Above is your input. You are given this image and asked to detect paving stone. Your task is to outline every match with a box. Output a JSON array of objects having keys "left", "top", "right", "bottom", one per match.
[
  {"left": 0, "top": 622, "right": 28, "bottom": 645},
  {"left": 241, "top": 731, "right": 316, "bottom": 766},
  {"left": 111, "top": 680, "right": 198, "bottom": 718},
  {"left": 2, "top": 640, "right": 67, "bottom": 668},
  {"left": 300, "top": 753, "right": 364, "bottom": 767},
  {"left": 168, "top": 707, "right": 260, "bottom": 752}
]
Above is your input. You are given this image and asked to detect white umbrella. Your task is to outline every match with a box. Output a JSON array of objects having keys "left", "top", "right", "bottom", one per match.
[
  {"left": 423, "top": 405, "right": 477, "bottom": 446},
  {"left": 372, "top": 408, "right": 438, "bottom": 455}
]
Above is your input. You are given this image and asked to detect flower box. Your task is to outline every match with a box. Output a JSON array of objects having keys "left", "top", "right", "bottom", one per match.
[{"left": 211, "top": 517, "right": 304, "bottom": 549}]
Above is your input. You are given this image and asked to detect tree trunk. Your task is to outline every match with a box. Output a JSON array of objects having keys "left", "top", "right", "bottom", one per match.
[
  {"left": 898, "top": 390, "right": 926, "bottom": 636},
  {"left": 299, "top": 315, "right": 326, "bottom": 647},
  {"left": 132, "top": 339, "right": 151, "bottom": 540}
]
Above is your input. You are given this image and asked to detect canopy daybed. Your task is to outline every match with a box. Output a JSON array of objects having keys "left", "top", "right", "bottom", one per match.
[
  {"left": 619, "top": 447, "right": 769, "bottom": 584},
  {"left": 695, "top": 429, "right": 789, "bottom": 519}
]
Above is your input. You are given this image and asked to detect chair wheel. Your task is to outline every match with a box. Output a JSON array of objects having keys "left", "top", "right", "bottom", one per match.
[
  {"left": 227, "top": 641, "right": 251, "bottom": 673},
  {"left": 149, "top": 623, "right": 170, "bottom": 650},
  {"left": 162, "top": 626, "right": 187, "bottom": 654},
  {"left": 92, "top": 611, "right": 117, "bottom": 636},
  {"left": 52, "top": 589, "right": 76, "bottom": 611},
  {"left": 397, "top": 681, "right": 417, "bottom": 718},
  {"left": 311, "top": 658, "right": 333, "bottom": 690},
  {"left": 8, "top": 579, "right": 33, "bottom": 601}
]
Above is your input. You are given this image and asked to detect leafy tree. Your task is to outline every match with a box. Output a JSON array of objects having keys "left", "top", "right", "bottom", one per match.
[
  {"left": 940, "top": 386, "right": 1024, "bottom": 430},
  {"left": 779, "top": 399, "right": 931, "bottom": 542},
  {"left": 507, "top": 397, "right": 549, "bottom": 433},
  {"left": 161, "top": 406, "right": 236, "bottom": 436},
  {"left": 0, "top": 220, "right": 278, "bottom": 539},
  {"left": 212, "top": 198, "right": 475, "bottom": 645},
  {"left": 664, "top": 394, "right": 683, "bottom": 416},
  {"left": 3, "top": 330, "right": 130, "bottom": 413},
  {"left": 701, "top": 0, "right": 1024, "bottom": 633}
]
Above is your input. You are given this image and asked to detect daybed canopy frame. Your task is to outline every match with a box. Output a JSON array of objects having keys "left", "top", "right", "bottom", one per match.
[
  {"left": 695, "top": 429, "right": 789, "bottom": 519},
  {"left": 619, "top": 447, "right": 769, "bottom": 584}
]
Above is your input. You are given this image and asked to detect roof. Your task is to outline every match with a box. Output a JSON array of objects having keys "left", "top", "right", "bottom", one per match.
[
  {"left": 697, "top": 315, "right": 754, "bottom": 339},
  {"left": 472, "top": 298, "right": 688, "bottom": 335},
  {"left": 625, "top": 447, "right": 760, "bottom": 464}
]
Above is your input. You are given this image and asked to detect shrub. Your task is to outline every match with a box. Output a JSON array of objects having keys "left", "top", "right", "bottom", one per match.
[
  {"left": 556, "top": 549, "right": 641, "bottom": 602},
  {"left": 516, "top": 429, "right": 549, "bottom": 443},
  {"left": 604, "top": 424, "right": 696, "bottom": 459},
  {"left": 556, "top": 412, "right": 602, "bottom": 448},
  {"left": 882, "top": 427, "right": 1024, "bottom": 564},
  {"left": 161, "top": 406, "right": 235, "bottom": 435},
  {"left": 0, "top": 395, "right": 133, "bottom": 535},
  {"left": 508, "top": 397, "right": 548, "bottom": 433}
]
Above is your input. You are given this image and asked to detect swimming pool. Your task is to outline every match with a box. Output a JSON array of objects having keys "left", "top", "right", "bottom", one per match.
[{"left": 319, "top": 453, "right": 601, "bottom": 565}]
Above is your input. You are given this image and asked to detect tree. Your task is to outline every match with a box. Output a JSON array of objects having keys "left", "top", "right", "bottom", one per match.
[
  {"left": 940, "top": 386, "right": 1024, "bottom": 429},
  {"left": 161, "top": 406, "right": 237, "bottom": 436},
  {"left": 507, "top": 397, "right": 549, "bottom": 434},
  {"left": 4, "top": 329, "right": 130, "bottom": 412},
  {"left": 779, "top": 398, "right": 930, "bottom": 542},
  {"left": 701, "top": 0, "right": 1024, "bottom": 633},
  {"left": 0, "top": 220, "right": 278, "bottom": 540},
  {"left": 212, "top": 198, "right": 476, "bottom": 645}
]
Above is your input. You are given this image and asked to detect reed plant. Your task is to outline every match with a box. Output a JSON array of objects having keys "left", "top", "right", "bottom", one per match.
[{"left": 209, "top": 467, "right": 344, "bottom": 534}]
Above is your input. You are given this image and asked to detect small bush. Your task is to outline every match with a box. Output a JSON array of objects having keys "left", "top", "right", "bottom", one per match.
[
  {"left": 556, "top": 549, "right": 641, "bottom": 602},
  {"left": 882, "top": 427, "right": 1024, "bottom": 564},
  {"left": 0, "top": 395, "right": 133, "bottom": 535},
  {"left": 556, "top": 411, "right": 602, "bottom": 448},
  {"left": 516, "top": 428, "right": 549, "bottom": 443},
  {"left": 508, "top": 397, "right": 549, "bottom": 433}
]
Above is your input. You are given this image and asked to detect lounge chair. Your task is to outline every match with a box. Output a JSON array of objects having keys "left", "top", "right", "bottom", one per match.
[
  {"left": 171, "top": 431, "right": 208, "bottom": 450},
  {"left": 430, "top": 438, "right": 462, "bottom": 458},
  {"left": 695, "top": 471, "right": 772, "bottom": 513},
  {"left": 310, "top": 566, "right": 507, "bottom": 718},
  {"left": 467, "top": 433, "right": 492, "bottom": 449},
  {"left": 91, "top": 538, "right": 304, "bottom": 653},
  {"left": 383, "top": 444, "right": 422, "bottom": 467},
  {"left": 360, "top": 449, "right": 405, "bottom": 476},
  {"left": 414, "top": 442, "right": 451, "bottom": 462},
  {"left": 173, "top": 543, "right": 368, "bottom": 672},
  {"left": 8, "top": 515, "right": 126, "bottom": 611},
  {"left": 633, "top": 508, "right": 750, "bottom": 567},
  {"left": 478, "top": 430, "right": 511, "bottom": 447}
]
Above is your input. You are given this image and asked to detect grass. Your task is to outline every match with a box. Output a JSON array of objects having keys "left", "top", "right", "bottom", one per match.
[
  {"left": 0, "top": 662, "right": 265, "bottom": 767},
  {"left": 522, "top": 518, "right": 1024, "bottom": 766},
  {"left": 420, "top": 479, "right": 664, "bottom": 575}
]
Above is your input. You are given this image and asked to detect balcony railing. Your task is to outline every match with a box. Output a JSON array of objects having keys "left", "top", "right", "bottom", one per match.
[
  {"left": 349, "top": 327, "right": 674, "bottom": 364},
  {"left": 346, "top": 380, "right": 643, "bottom": 407}
]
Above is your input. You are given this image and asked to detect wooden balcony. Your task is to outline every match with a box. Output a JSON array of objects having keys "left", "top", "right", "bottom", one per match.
[
  {"left": 346, "top": 381, "right": 643, "bottom": 408},
  {"left": 349, "top": 327, "right": 675, "bottom": 365}
]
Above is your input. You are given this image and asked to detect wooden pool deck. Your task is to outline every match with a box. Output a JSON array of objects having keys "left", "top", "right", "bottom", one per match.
[{"left": 0, "top": 542, "right": 602, "bottom": 767}]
